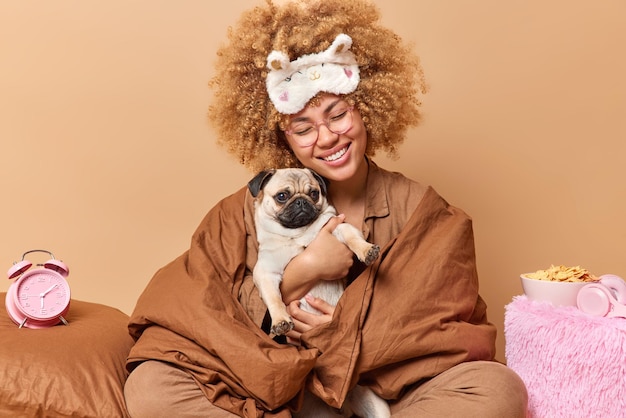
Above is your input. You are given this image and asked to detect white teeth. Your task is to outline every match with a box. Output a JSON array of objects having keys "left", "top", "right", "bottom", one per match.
[{"left": 323, "top": 146, "right": 347, "bottom": 162}]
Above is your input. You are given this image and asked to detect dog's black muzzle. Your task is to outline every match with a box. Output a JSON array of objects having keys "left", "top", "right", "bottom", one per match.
[{"left": 278, "top": 197, "right": 320, "bottom": 229}]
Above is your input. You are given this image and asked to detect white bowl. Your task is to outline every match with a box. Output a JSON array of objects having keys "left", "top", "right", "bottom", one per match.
[{"left": 520, "top": 274, "right": 590, "bottom": 307}]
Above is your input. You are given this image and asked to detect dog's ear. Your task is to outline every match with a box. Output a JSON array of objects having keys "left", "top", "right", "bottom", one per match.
[
  {"left": 247, "top": 169, "right": 276, "bottom": 197},
  {"left": 307, "top": 169, "right": 329, "bottom": 196}
]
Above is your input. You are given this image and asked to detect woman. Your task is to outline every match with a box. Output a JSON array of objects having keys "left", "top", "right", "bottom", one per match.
[{"left": 124, "top": 1, "right": 528, "bottom": 417}]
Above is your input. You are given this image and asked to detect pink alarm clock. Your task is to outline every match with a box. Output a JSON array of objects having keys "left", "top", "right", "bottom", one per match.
[{"left": 5, "top": 250, "right": 71, "bottom": 329}]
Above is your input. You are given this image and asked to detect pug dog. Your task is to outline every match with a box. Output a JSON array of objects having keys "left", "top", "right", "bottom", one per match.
[
  {"left": 248, "top": 168, "right": 389, "bottom": 418},
  {"left": 248, "top": 167, "right": 380, "bottom": 336}
]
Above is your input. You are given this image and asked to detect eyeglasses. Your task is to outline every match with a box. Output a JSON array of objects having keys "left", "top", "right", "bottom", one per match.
[{"left": 284, "top": 106, "right": 354, "bottom": 147}]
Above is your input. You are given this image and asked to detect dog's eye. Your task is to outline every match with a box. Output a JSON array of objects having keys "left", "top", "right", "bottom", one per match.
[
  {"left": 274, "top": 191, "right": 290, "bottom": 203},
  {"left": 309, "top": 189, "right": 320, "bottom": 201}
]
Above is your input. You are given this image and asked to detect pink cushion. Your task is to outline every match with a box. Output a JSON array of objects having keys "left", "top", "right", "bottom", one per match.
[
  {"left": 505, "top": 295, "right": 626, "bottom": 417},
  {"left": 0, "top": 293, "right": 133, "bottom": 417}
]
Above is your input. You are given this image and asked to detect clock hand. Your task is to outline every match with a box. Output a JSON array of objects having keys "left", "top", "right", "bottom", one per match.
[
  {"left": 40, "top": 284, "right": 58, "bottom": 297},
  {"left": 39, "top": 284, "right": 59, "bottom": 309}
]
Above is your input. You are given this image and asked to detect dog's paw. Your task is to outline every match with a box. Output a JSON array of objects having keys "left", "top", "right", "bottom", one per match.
[
  {"left": 363, "top": 244, "right": 380, "bottom": 266},
  {"left": 271, "top": 319, "right": 294, "bottom": 336}
]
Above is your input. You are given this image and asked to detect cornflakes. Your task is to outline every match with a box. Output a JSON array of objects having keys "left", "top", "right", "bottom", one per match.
[{"left": 525, "top": 265, "right": 598, "bottom": 283}]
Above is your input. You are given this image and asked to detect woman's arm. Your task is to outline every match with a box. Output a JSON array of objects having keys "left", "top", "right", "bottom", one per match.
[{"left": 280, "top": 215, "right": 355, "bottom": 303}]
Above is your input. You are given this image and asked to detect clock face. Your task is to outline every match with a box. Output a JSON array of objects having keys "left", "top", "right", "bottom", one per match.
[{"left": 15, "top": 269, "right": 71, "bottom": 321}]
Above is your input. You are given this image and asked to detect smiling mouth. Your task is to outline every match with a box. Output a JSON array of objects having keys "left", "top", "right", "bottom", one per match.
[{"left": 321, "top": 144, "right": 349, "bottom": 162}]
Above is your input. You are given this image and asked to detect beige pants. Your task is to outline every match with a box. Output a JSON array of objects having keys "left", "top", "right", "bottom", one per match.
[{"left": 124, "top": 360, "right": 527, "bottom": 417}]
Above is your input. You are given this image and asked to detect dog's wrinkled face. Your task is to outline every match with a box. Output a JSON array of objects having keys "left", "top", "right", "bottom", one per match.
[{"left": 248, "top": 168, "right": 328, "bottom": 229}]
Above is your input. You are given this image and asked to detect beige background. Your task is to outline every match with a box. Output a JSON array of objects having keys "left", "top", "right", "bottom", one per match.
[{"left": 1, "top": 0, "right": 624, "bottom": 363}]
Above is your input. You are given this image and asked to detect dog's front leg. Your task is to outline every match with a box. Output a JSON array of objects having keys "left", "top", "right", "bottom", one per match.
[
  {"left": 333, "top": 223, "right": 380, "bottom": 266},
  {"left": 253, "top": 265, "right": 294, "bottom": 336}
]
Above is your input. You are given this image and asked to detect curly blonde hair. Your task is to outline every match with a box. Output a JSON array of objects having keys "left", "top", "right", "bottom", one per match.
[{"left": 208, "top": 0, "right": 427, "bottom": 173}]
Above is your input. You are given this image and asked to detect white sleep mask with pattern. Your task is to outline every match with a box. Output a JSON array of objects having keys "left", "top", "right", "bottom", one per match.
[{"left": 266, "top": 34, "right": 360, "bottom": 114}]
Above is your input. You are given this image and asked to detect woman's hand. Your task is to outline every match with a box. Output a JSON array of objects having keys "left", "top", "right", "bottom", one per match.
[
  {"left": 285, "top": 295, "right": 335, "bottom": 346},
  {"left": 280, "top": 215, "right": 354, "bottom": 302}
]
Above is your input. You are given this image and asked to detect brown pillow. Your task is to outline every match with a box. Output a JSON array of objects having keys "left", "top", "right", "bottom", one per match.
[{"left": 0, "top": 293, "right": 133, "bottom": 417}]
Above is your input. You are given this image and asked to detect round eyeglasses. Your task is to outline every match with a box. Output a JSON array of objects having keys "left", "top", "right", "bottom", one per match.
[{"left": 284, "top": 106, "right": 354, "bottom": 147}]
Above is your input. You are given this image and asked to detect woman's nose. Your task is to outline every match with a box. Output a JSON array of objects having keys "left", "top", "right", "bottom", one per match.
[{"left": 315, "top": 124, "right": 338, "bottom": 147}]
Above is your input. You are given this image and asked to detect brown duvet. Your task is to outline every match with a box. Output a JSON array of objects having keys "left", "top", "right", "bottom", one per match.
[{"left": 127, "top": 184, "right": 496, "bottom": 417}]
